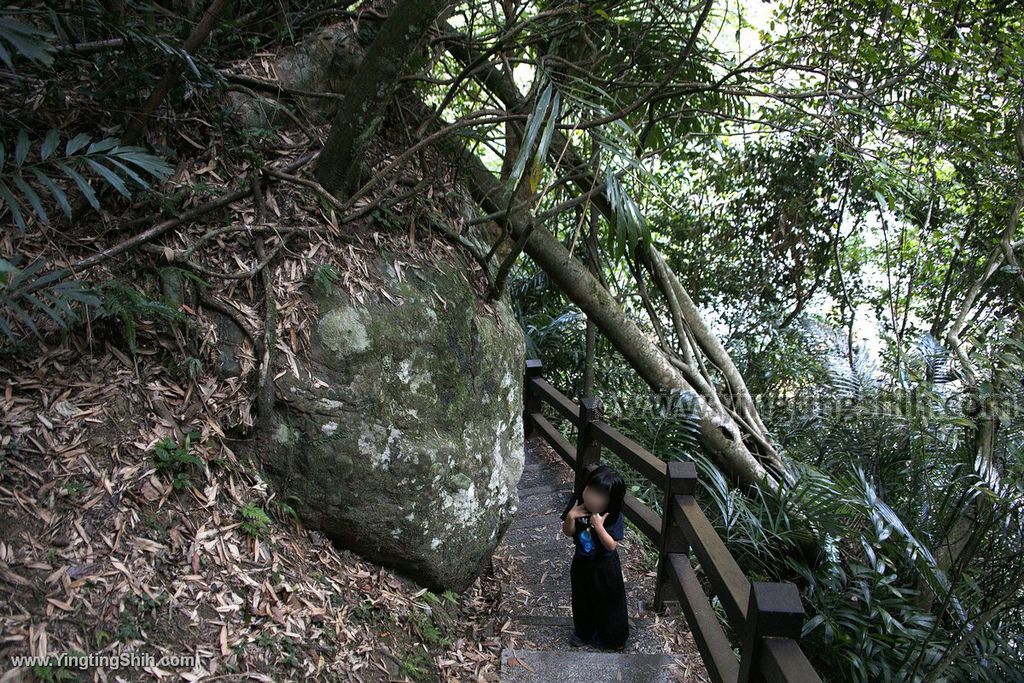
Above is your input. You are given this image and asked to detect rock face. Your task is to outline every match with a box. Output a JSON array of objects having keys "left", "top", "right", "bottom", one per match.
[
  {"left": 226, "top": 21, "right": 363, "bottom": 127},
  {"left": 252, "top": 250, "right": 526, "bottom": 592}
]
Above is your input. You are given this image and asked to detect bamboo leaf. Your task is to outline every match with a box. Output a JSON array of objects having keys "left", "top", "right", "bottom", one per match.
[{"left": 508, "top": 82, "right": 554, "bottom": 191}]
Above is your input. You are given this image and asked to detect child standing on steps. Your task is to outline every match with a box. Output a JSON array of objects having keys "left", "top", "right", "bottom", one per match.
[{"left": 559, "top": 464, "right": 630, "bottom": 651}]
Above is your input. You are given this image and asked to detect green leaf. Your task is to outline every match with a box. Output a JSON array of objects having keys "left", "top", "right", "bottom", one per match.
[
  {"left": 57, "top": 162, "right": 99, "bottom": 209},
  {"left": 112, "top": 148, "right": 173, "bottom": 180},
  {"left": 40, "top": 129, "right": 60, "bottom": 160},
  {"left": 0, "top": 180, "right": 27, "bottom": 232},
  {"left": 14, "top": 257, "right": 45, "bottom": 285},
  {"left": 874, "top": 190, "right": 888, "bottom": 213},
  {"left": 530, "top": 91, "right": 561, "bottom": 192},
  {"left": 6, "top": 298, "right": 40, "bottom": 337},
  {"left": 65, "top": 133, "right": 91, "bottom": 156},
  {"left": 508, "top": 82, "right": 554, "bottom": 191},
  {"left": 25, "top": 265, "right": 69, "bottom": 290},
  {"left": 30, "top": 168, "right": 71, "bottom": 219},
  {"left": 103, "top": 157, "right": 149, "bottom": 189},
  {"left": 40, "top": 288, "right": 76, "bottom": 319},
  {"left": 14, "top": 130, "right": 30, "bottom": 166},
  {"left": 0, "top": 17, "right": 56, "bottom": 67},
  {"left": 0, "top": 314, "right": 16, "bottom": 343},
  {"left": 23, "top": 291, "right": 65, "bottom": 328},
  {"left": 85, "top": 158, "right": 130, "bottom": 198},
  {"left": 86, "top": 138, "right": 119, "bottom": 154},
  {"left": 61, "top": 287, "right": 101, "bottom": 306},
  {"left": 11, "top": 174, "right": 47, "bottom": 224}
]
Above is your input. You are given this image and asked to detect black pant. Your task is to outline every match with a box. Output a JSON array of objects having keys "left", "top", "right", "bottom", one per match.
[{"left": 570, "top": 551, "right": 629, "bottom": 647}]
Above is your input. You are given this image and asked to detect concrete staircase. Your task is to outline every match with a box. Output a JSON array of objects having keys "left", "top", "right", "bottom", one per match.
[{"left": 494, "top": 438, "right": 705, "bottom": 682}]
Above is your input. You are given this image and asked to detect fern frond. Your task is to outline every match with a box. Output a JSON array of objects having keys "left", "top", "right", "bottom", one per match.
[{"left": 93, "top": 280, "right": 186, "bottom": 354}]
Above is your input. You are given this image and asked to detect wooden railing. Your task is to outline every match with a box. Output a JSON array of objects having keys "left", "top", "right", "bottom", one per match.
[{"left": 522, "top": 359, "right": 822, "bottom": 683}]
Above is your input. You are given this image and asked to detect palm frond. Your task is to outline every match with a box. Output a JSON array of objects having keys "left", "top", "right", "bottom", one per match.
[
  {"left": 0, "top": 256, "right": 99, "bottom": 351},
  {"left": 0, "top": 130, "right": 172, "bottom": 232},
  {"left": 0, "top": 16, "right": 55, "bottom": 68}
]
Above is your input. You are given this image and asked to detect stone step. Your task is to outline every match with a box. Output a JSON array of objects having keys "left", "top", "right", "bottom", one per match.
[
  {"left": 507, "top": 621, "right": 674, "bottom": 658},
  {"left": 502, "top": 518, "right": 566, "bottom": 542},
  {"left": 495, "top": 440, "right": 706, "bottom": 682},
  {"left": 518, "top": 485, "right": 573, "bottom": 505},
  {"left": 521, "top": 460, "right": 550, "bottom": 473},
  {"left": 519, "top": 497, "right": 569, "bottom": 516},
  {"left": 510, "top": 612, "right": 657, "bottom": 628},
  {"left": 500, "top": 648, "right": 692, "bottom": 682},
  {"left": 508, "top": 512, "right": 562, "bottom": 531},
  {"left": 503, "top": 589, "right": 572, "bottom": 614},
  {"left": 512, "top": 614, "right": 572, "bottom": 626},
  {"left": 518, "top": 467, "right": 560, "bottom": 489},
  {"left": 504, "top": 590, "right": 654, "bottom": 618}
]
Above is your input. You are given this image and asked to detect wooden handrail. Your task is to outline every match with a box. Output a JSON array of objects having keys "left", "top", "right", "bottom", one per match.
[
  {"left": 528, "top": 376, "right": 582, "bottom": 426},
  {"left": 592, "top": 420, "right": 667, "bottom": 490},
  {"left": 522, "top": 359, "right": 822, "bottom": 683},
  {"left": 675, "top": 493, "right": 750, "bottom": 627}
]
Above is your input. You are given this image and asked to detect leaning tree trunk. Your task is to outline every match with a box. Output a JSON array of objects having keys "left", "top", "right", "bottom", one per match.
[
  {"left": 434, "top": 108, "right": 828, "bottom": 555},
  {"left": 435, "top": 121, "right": 785, "bottom": 495},
  {"left": 582, "top": 207, "right": 602, "bottom": 398},
  {"left": 440, "top": 35, "right": 794, "bottom": 488}
]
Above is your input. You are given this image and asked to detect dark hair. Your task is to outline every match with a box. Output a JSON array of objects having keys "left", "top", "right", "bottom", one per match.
[{"left": 559, "top": 464, "right": 626, "bottom": 524}]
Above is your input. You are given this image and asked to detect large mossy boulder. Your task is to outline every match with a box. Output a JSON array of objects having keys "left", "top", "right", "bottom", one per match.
[{"left": 251, "top": 250, "right": 525, "bottom": 592}]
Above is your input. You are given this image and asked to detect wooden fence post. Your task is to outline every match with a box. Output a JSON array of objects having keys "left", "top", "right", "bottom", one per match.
[
  {"left": 575, "top": 397, "right": 603, "bottom": 491},
  {"left": 737, "top": 582, "right": 806, "bottom": 682},
  {"left": 523, "top": 359, "right": 543, "bottom": 439},
  {"left": 653, "top": 459, "right": 697, "bottom": 613}
]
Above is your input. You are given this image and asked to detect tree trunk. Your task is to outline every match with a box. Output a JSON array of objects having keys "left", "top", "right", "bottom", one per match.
[
  {"left": 316, "top": 0, "right": 451, "bottom": 197},
  {"left": 123, "top": 0, "right": 234, "bottom": 145},
  {"left": 582, "top": 207, "right": 601, "bottom": 398}
]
